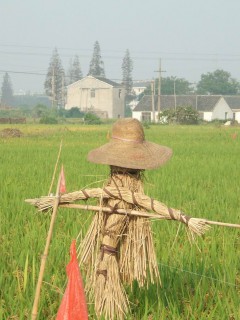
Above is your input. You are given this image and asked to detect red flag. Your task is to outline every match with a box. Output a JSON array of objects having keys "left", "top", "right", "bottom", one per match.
[
  {"left": 59, "top": 165, "right": 66, "bottom": 194},
  {"left": 56, "top": 240, "right": 88, "bottom": 320}
]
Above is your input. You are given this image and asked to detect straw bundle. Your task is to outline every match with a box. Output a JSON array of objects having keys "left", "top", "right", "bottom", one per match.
[{"left": 76, "top": 167, "right": 160, "bottom": 319}]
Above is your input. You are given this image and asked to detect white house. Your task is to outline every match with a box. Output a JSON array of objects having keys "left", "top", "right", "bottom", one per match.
[
  {"left": 65, "top": 76, "right": 125, "bottom": 119},
  {"left": 131, "top": 81, "right": 151, "bottom": 96},
  {"left": 224, "top": 96, "right": 240, "bottom": 123},
  {"left": 132, "top": 95, "right": 234, "bottom": 122}
]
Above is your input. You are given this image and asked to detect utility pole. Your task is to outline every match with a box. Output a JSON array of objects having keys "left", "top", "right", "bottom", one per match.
[
  {"left": 154, "top": 59, "right": 166, "bottom": 122},
  {"left": 151, "top": 80, "right": 155, "bottom": 123}
]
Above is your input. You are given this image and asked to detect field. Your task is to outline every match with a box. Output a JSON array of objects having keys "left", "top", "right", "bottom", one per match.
[{"left": 0, "top": 123, "right": 239, "bottom": 319}]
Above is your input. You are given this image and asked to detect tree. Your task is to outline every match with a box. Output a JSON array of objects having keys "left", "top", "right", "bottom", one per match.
[
  {"left": 143, "top": 76, "right": 193, "bottom": 95},
  {"left": 88, "top": 41, "right": 105, "bottom": 77},
  {"left": 1, "top": 72, "right": 14, "bottom": 106},
  {"left": 161, "top": 77, "right": 193, "bottom": 95},
  {"left": 122, "top": 49, "right": 133, "bottom": 97},
  {"left": 33, "top": 104, "right": 49, "bottom": 118},
  {"left": 196, "top": 69, "right": 240, "bottom": 95},
  {"left": 44, "top": 48, "right": 66, "bottom": 107},
  {"left": 68, "top": 55, "right": 83, "bottom": 85}
]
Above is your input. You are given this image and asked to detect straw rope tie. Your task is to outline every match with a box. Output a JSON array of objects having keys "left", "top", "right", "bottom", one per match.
[
  {"left": 81, "top": 189, "right": 90, "bottom": 200},
  {"left": 151, "top": 198, "right": 155, "bottom": 211},
  {"left": 180, "top": 212, "right": 191, "bottom": 225},
  {"left": 131, "top": 191, "right": 138, "bottom": 206},
  {"left": 106, "top": 203, "right": 119, "bottom": 214},
  {"left": 100, "top": 244, "right": 118, "bottom": 260},
  {"left": 168, "top": 208, "right": 190, "bottom": 226},
  {"left": 168, "top": 207, "right": 176, "bottom": 220},
  {"left": 96, "top": 269, "right": 108, "bottom": 279},
  {"left": 103, "top": 187, "right": 117, "bottom": 199}
]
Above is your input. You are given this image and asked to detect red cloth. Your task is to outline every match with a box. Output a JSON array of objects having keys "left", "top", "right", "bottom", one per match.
[
  {"left": 56, "top": 240, "right": 88, "bottom": 320},
  {"left": 59, "top": 165, "right": 66, "bottom": 194}
]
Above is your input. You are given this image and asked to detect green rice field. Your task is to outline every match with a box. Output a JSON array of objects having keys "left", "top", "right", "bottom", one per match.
[{"left": 0, "top": 123, "right": 239, "bottom": 319}]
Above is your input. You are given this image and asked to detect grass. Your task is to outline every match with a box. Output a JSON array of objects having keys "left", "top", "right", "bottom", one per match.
[{"left": 0, "top": 123, "right": 239, "bottom": 319}]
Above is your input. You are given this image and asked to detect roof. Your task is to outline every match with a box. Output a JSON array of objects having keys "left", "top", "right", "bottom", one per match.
[
  {"left": 132, "top": 81, "right": 151, "bottom": 88},
  {"left": 67, "top": 75, "right": 122, "bottom": 88},
  {"left": 223, "top": 96, "right": 240, "bottom": 109},
  {"left": 133, "top": 95, "right": 223, "bottom": 112},
  {"left": 95, "top": 77, "right": 122, "bottom": 87}
]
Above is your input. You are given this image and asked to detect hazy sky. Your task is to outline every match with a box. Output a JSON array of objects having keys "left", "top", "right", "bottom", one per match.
[{"left": 1, "top": 0, "right": 240, "bottom": 93}]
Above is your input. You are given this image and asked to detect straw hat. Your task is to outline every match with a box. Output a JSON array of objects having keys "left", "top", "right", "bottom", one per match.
[{"left": 87, "top": 118, "right": 172, "bottom": 170}]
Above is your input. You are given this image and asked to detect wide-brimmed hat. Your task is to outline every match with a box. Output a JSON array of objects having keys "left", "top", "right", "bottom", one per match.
[{"left": 87, "top": 118, "right": 172, "bottom": 170}]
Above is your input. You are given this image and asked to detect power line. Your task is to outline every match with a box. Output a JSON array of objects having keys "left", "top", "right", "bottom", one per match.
[
  {"left": 1, "top": 43, "right": 240, "bottom": 58},
  {"left": 1, "top": 50, "right": 240, "bottom": 62},
  {"left": 0, "top": 69, "right": 153, "bottom": 83},
  {"left": 0, "top": 69, "right": 46, "bottom": 76}
]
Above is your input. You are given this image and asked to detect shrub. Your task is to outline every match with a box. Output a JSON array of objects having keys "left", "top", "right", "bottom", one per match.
[
  {"left": 161, "top": 106, "right": 199, "bottom": 125},
  {"left": 84, "top": 112, "right": 102, "bottom": 124},
  {"left": 39, "top": 116, "right": 58, "bottom": 124},
  {"left": 65, "top": 107, "right": 85, "bottom": 118}
]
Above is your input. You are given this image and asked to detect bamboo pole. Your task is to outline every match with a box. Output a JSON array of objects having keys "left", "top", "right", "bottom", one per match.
[
  {"left": 59, "top": 203, "right": 240, "bottom": 229},
  {"left": 48, "top": 140, "right": 63, "bottom": 196},
  {"left": 206, "top": 219, "right": 240, "bottom": 228},
  {"left": 59, "top": 203, "right": 167, "bottom": 219},
  {"left": 31, "top": 173, "right": 62, "bottom": 320}
]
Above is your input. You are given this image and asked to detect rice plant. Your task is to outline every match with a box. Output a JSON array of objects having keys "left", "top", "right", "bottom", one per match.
[{"left": 0, "top": 123, "right": 239, "bottom": 319}]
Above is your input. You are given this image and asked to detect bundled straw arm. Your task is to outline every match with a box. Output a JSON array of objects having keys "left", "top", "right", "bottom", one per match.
[
  {"left": 26, "top": 187, "right": 240, "bottom": 235},
  {"left": 25, "top": 186, "right": 211, "bottom": 236}
]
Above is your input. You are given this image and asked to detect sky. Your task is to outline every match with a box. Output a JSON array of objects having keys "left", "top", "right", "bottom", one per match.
[{"left": 1, "top": 0, "right": 240, "bottom": 94}]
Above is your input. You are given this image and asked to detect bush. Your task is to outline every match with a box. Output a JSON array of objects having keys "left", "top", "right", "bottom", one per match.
[
  {"left": 39, "top": 116, "right": 58, "bottom": 124},
  {"left": 84, "top": 112, "right": 102, "bottom": 124},
  {"left": 65, "top": 107, "right": 85, "bottom": 118},
  {"left": 161, "top": 106, "right": 199, "bottom": 125}
]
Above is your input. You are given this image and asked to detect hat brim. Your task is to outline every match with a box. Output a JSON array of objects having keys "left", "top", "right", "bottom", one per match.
[{"left": 87, "top": 140, "right": 172, "bottom": 170}]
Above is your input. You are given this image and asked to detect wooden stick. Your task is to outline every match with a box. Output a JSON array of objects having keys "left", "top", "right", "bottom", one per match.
[
  {"left": 48, "top": 140, "right": 63, "bottom": 196},
  {"left": 31, "top": 173, "right": 61, "bottom": 320},
  {"left": 59, "top": 203, "right": 167, "bottom": 219},
  {"left": 59, "top": 203, "right": 240, "bottom": 229},
  {"left": 206, "top": 219, "right": 240, "bottom": 229}
]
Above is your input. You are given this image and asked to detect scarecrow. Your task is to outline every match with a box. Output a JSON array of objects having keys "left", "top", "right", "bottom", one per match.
[
  {"left": 27, "top": 118, "right": 240, "bottom": 320},
  {"left": 78, "top": 117, "right": 174, "bottom": 319}
]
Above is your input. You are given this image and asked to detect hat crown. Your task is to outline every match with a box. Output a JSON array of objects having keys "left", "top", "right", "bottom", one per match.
[{"left": 111, "top": 118, "right": 144, "bottom": 143}]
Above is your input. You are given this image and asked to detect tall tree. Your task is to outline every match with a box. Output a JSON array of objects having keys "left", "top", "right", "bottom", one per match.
[
  {"left": 68, "top": 55, "right": 83, "bottom": 85},
  {"left": 88, "top": 41, "right": 105, "bottom": 77},
  {"left": 1, "top": 72, "right": 14, "bottom": 106},
  {"left": 196, "top": 69, "right": 240, "bottom": 95},
  {"left": 122, "top": 49, "right": 133, "bottom": 97},
  {"left": 44, "top": 48, "right": 66, "bottom": 107}
]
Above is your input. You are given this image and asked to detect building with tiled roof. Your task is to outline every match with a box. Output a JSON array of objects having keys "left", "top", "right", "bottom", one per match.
[{"left": 132, "top": 95, "right": 240, "bottom": 122}]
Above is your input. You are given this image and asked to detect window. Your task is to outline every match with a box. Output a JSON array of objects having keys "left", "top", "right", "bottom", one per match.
[
  {"left": 119, "top": 89, "right": 121, "bottom": 98},
  {"left": 225, "top": 112, "right": 228, "bottom": 120},
  {"left": 90, "top": 89, "right": 95, "bottom": 98}
]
